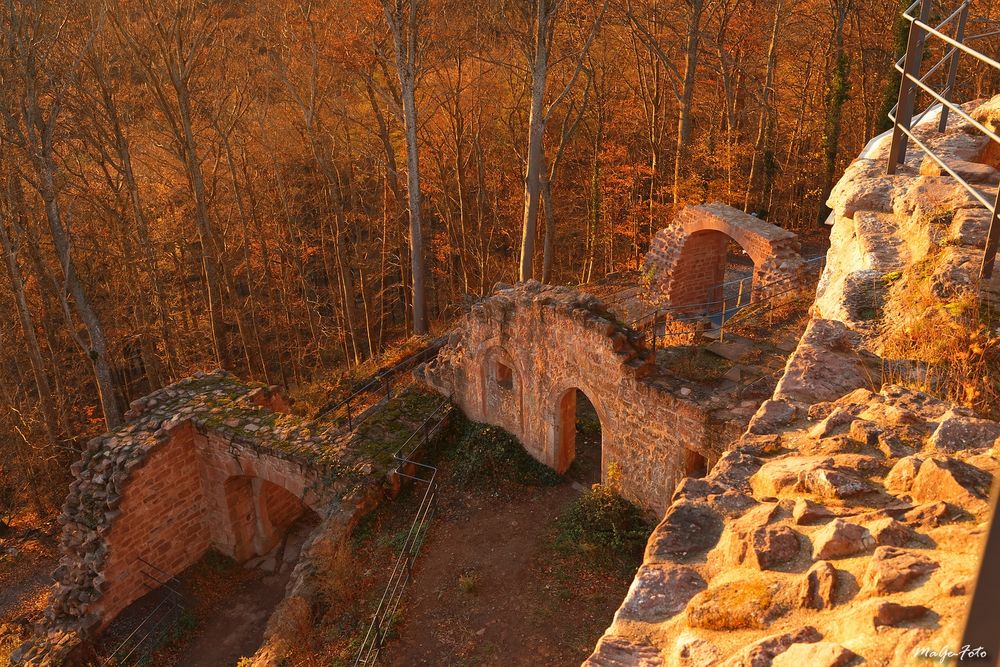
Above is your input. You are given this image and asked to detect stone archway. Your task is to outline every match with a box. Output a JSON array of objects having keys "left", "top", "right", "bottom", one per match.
[
  {"left": 419, "top": 281, "right": 723, "bottom": 514},
  {"left": 643, "top": 202, "right": 804, "bottom": 311},
  {"left": 552, "top": 387, "right": 604, "bottom": 481},
  {"left": 222, "top": 476, "right": 315, "bottom": 562},
  {"left": 479, "top": 345, "right": 524, "bottom": 436}
]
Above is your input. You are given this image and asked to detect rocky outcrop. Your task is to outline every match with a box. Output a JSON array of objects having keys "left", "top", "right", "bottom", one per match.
[{"left": 586, "top": 96, "right": 1000, "bottom": 666}]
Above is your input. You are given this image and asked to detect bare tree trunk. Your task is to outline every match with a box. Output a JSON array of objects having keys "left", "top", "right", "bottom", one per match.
[
  {"left": 1, "top": 1, "right": 123, "bottom": 428},
  {"left": 673, "top": 0, "right": 704, "bottom": 207},
  {"left": 540, "top": 172, "right": 556, "bottom": 282},
  {"left": 744, "top": 0, "right": 782, "bottom": 214},
  {"left": 541, "top": 77, "right": 590, "bottom": 284},
  {"left": 519, "top": 0, "right": 550, "bottom": 282},
  {"left": 381, "top": 0, "right": 428, "bottom": 334},
  {"left": 0, "top": 196, "right": 60, "bottom": 451},
  {"left": 819, "top": 0, "right": 853, "bottom": 223}
]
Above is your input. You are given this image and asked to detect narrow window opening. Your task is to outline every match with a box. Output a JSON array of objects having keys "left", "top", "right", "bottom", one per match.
[
  {"left": 684, "top": 448, "right": 708, "bottom": 479},
  {"left": 495, "top": 361, "right": 513, "bottom": 390}
]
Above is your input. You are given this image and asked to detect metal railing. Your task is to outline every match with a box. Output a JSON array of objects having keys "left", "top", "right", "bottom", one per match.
[
  {"left": 103, "top": 558, "right": 186, "bottom": 666},
  {"left": 353, "top": 399, "right": 450, "bottom": 666},
  {"left": 315, "top": 340, "right": 444, "bottom": 433},
  {"left": 626, "top": 255, "right": 827, "bottom": 351},
  {"left": 886, "top": 0, "right": 1000, "bottom": 279}
]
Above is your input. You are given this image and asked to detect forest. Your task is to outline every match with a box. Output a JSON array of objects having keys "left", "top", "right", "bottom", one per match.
[{"left": 1, "top": 0, "right": 997, "bottom": 517}]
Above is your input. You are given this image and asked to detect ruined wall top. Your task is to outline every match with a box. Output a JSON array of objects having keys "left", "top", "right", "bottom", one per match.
[
  {"left": 642, "top": 202, "right": 805, "bottom": 300},
  {"left": 18, "top": 370, "right": 396, "bottom": 666},
  {"left": 423, "top": 279, "right": 657, "bottom": 390},
  {"left": 586, "top": 95, "right": 1000, "bottom": 666}
]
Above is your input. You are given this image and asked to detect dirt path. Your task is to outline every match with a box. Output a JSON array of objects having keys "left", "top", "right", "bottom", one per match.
[
  {"left": 385, "top": 441, "right": 629, "bottom": 667},
  {"left": 169, "top": 519, "right": 316, "bottom": 667},
  {"left": 175, "top": 568, "right": 291, "bottom": 667}
]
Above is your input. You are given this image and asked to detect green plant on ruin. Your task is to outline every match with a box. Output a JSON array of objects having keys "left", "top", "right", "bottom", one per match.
[
  {"left": 445, "top": 419, "right": 562, "bottom": 494},
  {"left": 640, "top": 263, "right": 656, "bottom": 287},
  {"left": 289, "top": 336, "right": 434, "bottom": 417},
  {"left": 881, "top": 270, "right": 903, "bottom": 284},
  {"left": 924, "top": 207, "right": 955, "bottom": 226},
  {"left": 554, "top": 471, "right": 652, "bottom": 570}
]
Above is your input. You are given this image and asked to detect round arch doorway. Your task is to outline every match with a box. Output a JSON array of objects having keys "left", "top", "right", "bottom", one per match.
[{"left": 555, "top": 388, "right": 603, "bottom": 486}]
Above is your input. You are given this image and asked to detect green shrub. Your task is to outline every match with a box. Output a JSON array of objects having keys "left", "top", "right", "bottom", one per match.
[
  {"left": 446, "top": 419, "right": 561, "bottom": 492},
  {"left": 556, "top": 483, "right": 651, "bottom": 563}
]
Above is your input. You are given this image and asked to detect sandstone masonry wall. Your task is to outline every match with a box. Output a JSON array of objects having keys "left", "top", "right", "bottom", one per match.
[
  {"left": 419, "top": 281, "right": 723, "bottom": 514},
  {"left": 644, "top": 203, "right": 805, "bottom": 308},
  {"left": 585, "top": 96, "right": 1000, "bottom": 667},
  {"left": 94, "top": 422, "right": 211, "bottom": 627},
  {"left": 13, "top": 371, "right": 402, "bottom": 666}
]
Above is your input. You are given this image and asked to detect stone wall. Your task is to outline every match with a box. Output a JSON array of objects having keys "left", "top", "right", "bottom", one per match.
[
  {"left": 93, "top": 422, "right": 212, "bottom": 628},
  {"left": 418, "top": 281, "right": 726, "bottom": 514},
  {"left": 644, "top": 202, "right": 805, "bottom": 308},
  {"left": 585, "top": 96, "right": 1000, "bottom": 667},
  {"left": 13, "top": 371, "right": 403, "bottom": 666}
]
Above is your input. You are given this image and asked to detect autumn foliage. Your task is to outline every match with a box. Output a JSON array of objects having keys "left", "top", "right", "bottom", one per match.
[{"left": 0, "top": 0, "right": 997, "bottom": 517}]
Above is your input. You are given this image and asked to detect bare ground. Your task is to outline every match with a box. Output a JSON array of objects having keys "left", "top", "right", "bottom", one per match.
[
  {"left": 96, "top": 516, "right": 317, "bottom": 666},
  {"left": 0, "top": 511, "right": 58, "bottom": 627},
  {"left": 383, "top": 427, "right": 634, "bottom": 667}
]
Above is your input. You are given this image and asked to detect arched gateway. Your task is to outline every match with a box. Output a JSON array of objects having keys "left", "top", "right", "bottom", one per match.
[
  {"left": 418, "top": 282, "right": 720, "bottom": 514},
  {"left": 643, "top": 202, "right": 804, "bottom": 311},
  {"left": 41, "top": 372, "right": 385, "bottom": 645}
]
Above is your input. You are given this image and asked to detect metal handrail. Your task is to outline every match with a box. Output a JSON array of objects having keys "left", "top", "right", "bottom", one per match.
[
  {"left": 631, "top": 260, "right": 825, "bottom": 353},
  {"left": 315, "top": 340, "right": 444, "bottom": 434},
  {"left": 886, "top": 0, "right": 1000, "bottom": 280},
  {"left": 104, "top": 559, "right": 186, "bottom": 666},
  {"left": 626, "top": 254, "right": 826, "bottom": 331},
  {"left": 903, "top": 12, "right": 1000, "bottom": 70},
  {"left": 353, "top": 398, "right": 450, "bottom": 666},
  {"left": 885, "top": 3, "right": 1000, "bottom": 653}
]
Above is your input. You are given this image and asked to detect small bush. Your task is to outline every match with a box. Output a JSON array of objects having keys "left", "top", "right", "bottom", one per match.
[
  {"left": 457, "top": 572, "right": 478, "bottom": 593},
  {"left": 880, "top": 257, "right": 1000, "bottom": 418},
  {"left": 555, "top": 480, "right": 652, "bottom": 565},
  {"left": 446, "top": 419, "right": 562, "bottom": 493}
]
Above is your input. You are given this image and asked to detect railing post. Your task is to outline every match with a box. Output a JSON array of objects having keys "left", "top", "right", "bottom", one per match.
[
  {"left": 346, "top": 397, "right": 353, "bottom": 430},
  {"left": 887, "top": 0, "right": 932, "bottom": 173},
  {"left": 980, "top": 185, "right": 1000, "bottom": 281},
  {"left": 720, "top": 297, "right": 726, "bottom": 343},
  {"left": 937, "top": 2, "right": 969, "bottom": 132}
]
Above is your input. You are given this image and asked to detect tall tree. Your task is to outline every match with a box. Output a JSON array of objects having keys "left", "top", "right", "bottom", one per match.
[
  {"left": 516, "top": 0, "right": 607, "bottom": 282},
  {"left": 627, "top": 0, "right": 713, "bottom": 209},
  {"left": 110, "top": 0, "right": 233, "bottom": 368},
  {"left": 379, "top": 0, "right": 429, "bottom": 333},
  {"left": 0, "top": 0, "right": 123, "bottom": 429},
  {"left": 818, "top": 0, "right": 853, "bottom": 222}
]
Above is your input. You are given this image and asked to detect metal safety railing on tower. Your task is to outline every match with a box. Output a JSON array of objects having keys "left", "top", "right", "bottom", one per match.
[
  {"left": 885, "top": 0, "right": 1000, "bottom": 279},
  {"left": 885, "top": 2, "right": 1000, "bottom": 657}
]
